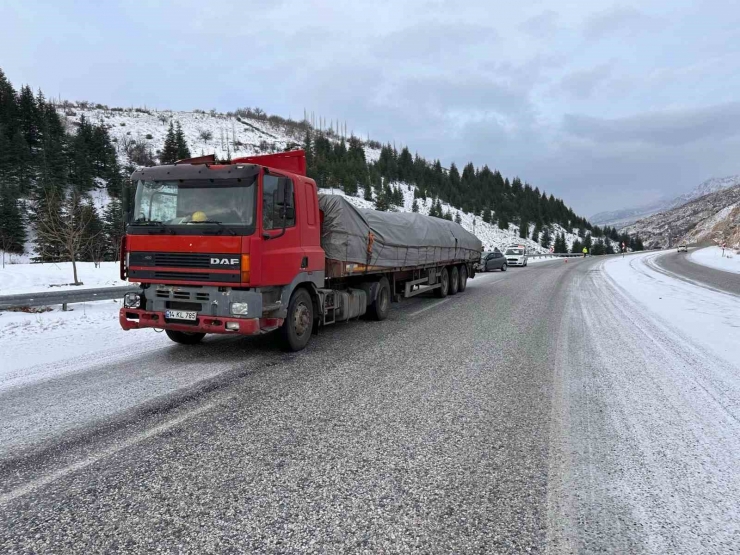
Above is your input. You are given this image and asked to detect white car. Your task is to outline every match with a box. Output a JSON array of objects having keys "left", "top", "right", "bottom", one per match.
[
  {"left": 677, "top": 245, "right": 688, "bottom": 253},
  {"left": 505, "top": 245, "right": 528, "bottom": 267}
]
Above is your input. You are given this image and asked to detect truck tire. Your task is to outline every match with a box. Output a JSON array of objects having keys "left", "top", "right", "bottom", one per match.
[
  {"left": 281, "top": 288, "right": 314, "bottom": 352},
  {"left": 435, "top": 267, "right": 449, "bottom": 298},
  {"left": 458, "top": 264, "right": 468, "bottom": 292},
  {"left": 368, "top": 276, "right": 391, "bottom": 321},
  {"left": 165, "top": 330, "right": 206, "bottom": 345},
  {"left": 449, "top": 266, "right": 459, "bottom": 295}
]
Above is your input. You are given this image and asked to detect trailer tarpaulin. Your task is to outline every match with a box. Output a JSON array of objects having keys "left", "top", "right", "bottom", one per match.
[{"left": 319, "top": 194, "right": 482, "bottom": 269}]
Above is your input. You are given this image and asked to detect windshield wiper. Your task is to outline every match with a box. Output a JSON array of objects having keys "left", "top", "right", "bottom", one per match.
[
  {"left": 187, "top": 220, "right": 237, "bottom": 236},
  {"left": 130, "top": 220, "right": 175, "bottom": 234}
]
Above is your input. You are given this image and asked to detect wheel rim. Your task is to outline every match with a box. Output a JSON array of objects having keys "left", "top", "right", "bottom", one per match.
[{"left": 293, "top": 302, "right": 311, "bottom": 336}]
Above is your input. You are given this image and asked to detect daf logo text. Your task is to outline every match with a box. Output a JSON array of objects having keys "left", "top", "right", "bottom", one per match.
[{"left": 211, "top": 258, "right": 239, "bottom": 265}]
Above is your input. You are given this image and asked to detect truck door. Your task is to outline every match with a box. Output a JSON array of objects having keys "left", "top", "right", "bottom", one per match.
[{"left": 260, "top": 174, "right": 302, "bottom": 286}]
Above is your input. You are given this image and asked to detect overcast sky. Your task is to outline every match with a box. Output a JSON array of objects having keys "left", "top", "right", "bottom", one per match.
[{"left": 2, "top": 0, "right": 739, "bottom": 216}]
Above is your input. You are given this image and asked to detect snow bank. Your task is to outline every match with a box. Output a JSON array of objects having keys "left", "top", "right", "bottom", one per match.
[
  {"left": 0, "top": 261, "right": 126, "bottom": 295},
  {"left": 689, "top": 246, "right": 740, "bottom": 275},
  {"left": 604, "top": 252, "right": 740, "bottom": 368},
  {"left": 0, "top": 300, "right": 169, "bottom": 391}
]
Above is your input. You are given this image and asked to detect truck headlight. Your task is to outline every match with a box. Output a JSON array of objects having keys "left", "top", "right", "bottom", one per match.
[
  {"left": 230, "top": 302, "right": 249, "bottom": 315},
  {"left": 124, "top": 292, "right": 141, "bottom": 308}
]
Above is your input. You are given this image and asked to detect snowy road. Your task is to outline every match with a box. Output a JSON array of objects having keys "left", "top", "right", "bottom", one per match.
[{"left": 1, "top": 254, "right": 739, "bottom": 553}]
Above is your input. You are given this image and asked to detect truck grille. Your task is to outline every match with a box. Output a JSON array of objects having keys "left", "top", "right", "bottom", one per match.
[{"left": 154, "top": 253, "right": 213, "bottom": 268}]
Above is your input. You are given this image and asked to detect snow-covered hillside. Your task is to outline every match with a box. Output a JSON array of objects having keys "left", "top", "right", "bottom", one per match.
[
  {"left": 318, "top": 186, "right": 584, "bottom": 255},
  {"left": 58, "top": 103, "right": 585, "bottom": 255},
  {"left": 60, "top": 105, "right": 381, "bottom": 168}
]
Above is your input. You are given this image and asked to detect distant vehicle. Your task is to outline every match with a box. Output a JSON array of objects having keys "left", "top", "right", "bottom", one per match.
[
  {"left": 505, "top": 245, "right": 528, "bottom": 267},
  {"left": 677, "top": 245, "right": 688, "bottom": 253},
  {"left": 479, "top": 250, "right": 507, "bottom": 272}
]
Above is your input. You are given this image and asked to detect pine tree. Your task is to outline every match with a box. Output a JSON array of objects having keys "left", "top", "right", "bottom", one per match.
[
  {"left": 540, "top": 227, "right": 552, "bottom": 249},
  {"left": 481, "top": 207, "right": 492, "bottom": 224},
  {"left": 519, "top": 216, "right": 528, "bottom": 239},
  {"left": 412, "top": 198, "right": 419, "bottom": 213},
  {"left": 571, "top": 239, "right": 583, "bottom": 254},
  {"left": 0, "top": 186, "right": 26, "bottom": 258},
  {"left": 175, "top": 122, "right": 190, "bottom": 160},
  {"left": 454, "top": 212, "right": 462, "bottom": 224},
  {"left": 374, "top": 190, "right": 390, "bottom": 212},
  {"left": 498, "top": 214, "right": 509, "bottom": 230},
  {"left": 103, "top": 197, "right": 125, "bottom": 260},
  {"left": 160, "top": 122, "right": 178, "bottom": 164}
]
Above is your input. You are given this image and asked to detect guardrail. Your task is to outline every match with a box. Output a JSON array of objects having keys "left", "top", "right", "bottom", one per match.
[
  {"left": 0, "top": 285, "right": 139, "bottom": 311},
  {"left": 529, "top": 253, "right": 586, "bottom": 259}
]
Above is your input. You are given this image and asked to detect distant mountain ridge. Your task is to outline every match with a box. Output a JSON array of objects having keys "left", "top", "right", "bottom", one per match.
[
  {"left": 591, "top": 175, "right": 740, "bottom": 227},
  {"left": 622, "top": 184, "right": 740, "bottom": 249}
]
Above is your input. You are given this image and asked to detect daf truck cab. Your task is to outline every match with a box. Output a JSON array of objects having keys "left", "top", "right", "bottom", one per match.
[{"left": 504, "top": 245, "right": 528, "bottom": 267}]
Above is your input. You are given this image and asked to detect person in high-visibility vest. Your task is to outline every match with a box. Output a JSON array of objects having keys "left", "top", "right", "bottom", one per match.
[{"left": 582, "top": 246, "right": 588, "bottom": 258}]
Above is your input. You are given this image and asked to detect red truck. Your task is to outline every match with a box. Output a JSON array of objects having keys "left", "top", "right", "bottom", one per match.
[{"left": 119, "top": 150, "right": 481, "bottom": 350}]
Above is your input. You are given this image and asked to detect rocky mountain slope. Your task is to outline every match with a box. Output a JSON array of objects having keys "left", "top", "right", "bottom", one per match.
[
  {"left": 592, "top": 175, "right": 740, "bottom": 227},
  {"left": 621, "top": 185, "right": 740, "bottom": 249}
]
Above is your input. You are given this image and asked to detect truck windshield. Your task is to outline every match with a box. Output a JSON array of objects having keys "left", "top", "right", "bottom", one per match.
[
  {"left": 131, "top": 178, "right": 256, "bottom": 230},
  {"left": 506, "top": 248, "right": 524, "bottom": 255}
]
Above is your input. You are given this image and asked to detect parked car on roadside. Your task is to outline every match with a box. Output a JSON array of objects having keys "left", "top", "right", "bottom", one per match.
[
  {"left": 677, "top": 245, "right": 688, "bottom": 253},
  {"left": 505, "top": 245, "right": 528, "bottom": 267},
  {"left": 479, "top": 250, "right": 507, "bottom": 272}
]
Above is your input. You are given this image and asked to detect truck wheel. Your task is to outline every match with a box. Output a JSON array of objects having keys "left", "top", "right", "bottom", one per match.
[
  {"left": 281, "top": 288, "right": 314, "bottom": 352},
  {"left": 435, "top": 267, "right": 449, "bottom": 298},
  {"left": 458, "top": 265, "right": 468, "bottom": 292},
  {"left": 449, "top": 266, "right": 459, "bottom": 295},
  {"left": 368, "top": 276, "right": 391, "bottom": 321},
  {"left": 165, "top": 330, "right": 206, "bottom": 345}
]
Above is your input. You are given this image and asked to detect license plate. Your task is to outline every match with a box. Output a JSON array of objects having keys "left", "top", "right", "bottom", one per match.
[{"left": 165, "top": 310, "right": 197, "bottom": 321}]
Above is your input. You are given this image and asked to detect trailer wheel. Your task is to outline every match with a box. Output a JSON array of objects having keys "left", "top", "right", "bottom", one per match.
[
  {"left": 449, "top": 266, "right": 459, "bottom": 295},
  {"left": 435, "top": 267, "right": 449, "bottom": 298},
  {"left": 281, "top": 288, "right": 314, "bottom": 352},
  {"left": 368, "top": 276, "right": 391, "bottom": 321},
  {"left": 165, "top": 330, "right": 206, "bottom": 345},
  {"left": 458, "top": 265, "right": 468, "bottom": 292}
]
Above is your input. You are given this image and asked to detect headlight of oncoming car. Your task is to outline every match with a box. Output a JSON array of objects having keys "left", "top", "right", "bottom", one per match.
[
  {"left": 230, "top": 302, "right": 249, "bottom": 315},
  {"left": 123, "top": 292, "right": 141, "bottom": 308}
]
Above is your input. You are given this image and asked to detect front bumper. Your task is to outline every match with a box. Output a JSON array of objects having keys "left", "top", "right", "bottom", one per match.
[
  {"left": 507, "top": 259, "right": 525, "bottom": 266},
  {"left": 119, "top": 308, "right": 283, "bottom": 336}
]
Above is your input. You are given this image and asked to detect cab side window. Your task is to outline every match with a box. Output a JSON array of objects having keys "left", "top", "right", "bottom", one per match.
[{"left": 263, "top": 175, "right": 296, "bottom": 230}]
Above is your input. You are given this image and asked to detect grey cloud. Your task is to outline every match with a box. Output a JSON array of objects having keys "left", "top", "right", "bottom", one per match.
[
  {"left": 559, "top": 63, "right": 614, "bottom": 99},
  {"left": 562, "top": 102, "right": 740, "bottom": 146},
  {"left": 374, "top": 22, "right": 499, "bottom": 63},
  {"left": 583, "top": 6, "right": 656, "bottom": 40},
  {"left": 520, "top": 10, "right": 559, "bottom": 38}
]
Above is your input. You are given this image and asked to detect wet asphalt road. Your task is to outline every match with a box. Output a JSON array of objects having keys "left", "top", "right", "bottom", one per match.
[
  {"left": 1, "top": 256, "right": 739, "bottom": 554},
  {"left": 653, "top": 248, "right": 740, "bottom": 296}
]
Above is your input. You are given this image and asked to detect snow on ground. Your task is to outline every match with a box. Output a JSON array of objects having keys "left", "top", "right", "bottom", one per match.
[
  {"left": 604, "top": 251, "right": 740, "bottom": 367},
  {"left": 0, "top": 261, "right": 126, "bottom": 295},
  {"left": 689, "top": 246, "right": 740, "bottom": 274},
  {"left": 0, "top": 300, "right": 169, "bottom": 391}
]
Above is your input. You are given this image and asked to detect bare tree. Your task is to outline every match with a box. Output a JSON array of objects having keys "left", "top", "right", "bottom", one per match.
[
  {"left": 35, "top": 189, "right": 102, "bottom": 285},
  {"left": 199, "top": 129, "right": 213, "bottom": 144}
]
